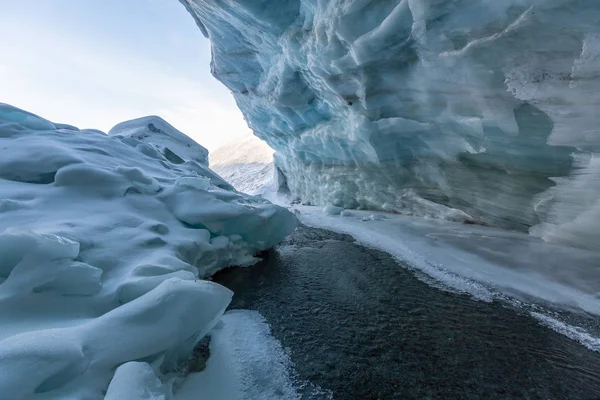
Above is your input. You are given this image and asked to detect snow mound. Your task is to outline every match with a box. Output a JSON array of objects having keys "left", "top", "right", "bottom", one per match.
[
  {"left": 0, "top": 104, "right": 297, "bottom": 399},
  {"left": 110, "top": 115, "right": 210, "bottom": 166},
  {"left": 180, "top": 0, "right": 600, "bottom": 249}
]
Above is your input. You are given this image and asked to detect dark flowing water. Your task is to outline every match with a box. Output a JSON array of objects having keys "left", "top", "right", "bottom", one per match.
[{"left": 213, "top": 226, "right": 600, "bottom": 399}]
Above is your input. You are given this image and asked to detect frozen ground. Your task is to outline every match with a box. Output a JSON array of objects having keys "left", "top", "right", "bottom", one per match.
[
  {"left": 0, "top": 103, "right": 297, "bottom": 399},
  {"left": 295, "top": 205, "right": 600, "bottom": 352}
]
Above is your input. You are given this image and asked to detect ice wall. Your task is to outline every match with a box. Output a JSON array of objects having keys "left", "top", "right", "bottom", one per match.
[
  {"left": 180, "top": 0, "right": 600, "bottom": 248},
  {"left": 0, "top": 103, "right": 296, "bottom": 398}
]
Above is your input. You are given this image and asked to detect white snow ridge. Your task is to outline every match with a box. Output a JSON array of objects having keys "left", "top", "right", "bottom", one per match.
[{"left": 0, "top": 103, "right": 297, "bottom": 399}]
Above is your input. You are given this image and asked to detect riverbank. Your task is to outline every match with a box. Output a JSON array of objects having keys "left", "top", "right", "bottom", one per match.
[{"left": 213, "top": 225, "right": 600, "bottom": 399}]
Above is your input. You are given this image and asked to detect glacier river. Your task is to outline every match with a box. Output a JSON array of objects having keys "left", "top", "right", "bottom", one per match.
[{"left": 214, "top": 225, "right": 600, "bottom": 399}]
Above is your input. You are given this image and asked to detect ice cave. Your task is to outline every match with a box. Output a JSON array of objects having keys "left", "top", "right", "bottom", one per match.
[{"left": 1, "top": 0, "right": 600, "bottom": 399}]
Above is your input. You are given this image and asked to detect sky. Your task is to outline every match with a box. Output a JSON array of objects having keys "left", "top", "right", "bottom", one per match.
[{"left": 0, "top": 0, "right": 249, "bottom": 150}]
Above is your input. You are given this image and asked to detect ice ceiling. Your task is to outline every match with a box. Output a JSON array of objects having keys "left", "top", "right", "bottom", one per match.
[{"left": 180, "top": 0, "right": 600, "bottom": 249}]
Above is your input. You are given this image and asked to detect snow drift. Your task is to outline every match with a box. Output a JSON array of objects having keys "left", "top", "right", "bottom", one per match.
[
  {"left": 0, "top": 103, "right": 297, "bottom": 399},
  {"left": 179, "top": 0, "right": 600, "bottom": 249}
]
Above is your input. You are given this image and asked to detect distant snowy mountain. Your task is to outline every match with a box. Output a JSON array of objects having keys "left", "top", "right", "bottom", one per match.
[{"left": 210, "top": 132, "right": 274, "bottom": 195}]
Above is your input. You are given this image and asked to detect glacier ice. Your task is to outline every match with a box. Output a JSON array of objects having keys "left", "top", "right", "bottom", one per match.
[
  {"left": 0, "top": 103, "right": 297, "bottom": 399},
  {"left": 323, "top": 204, "right": 344, "bottom": 216},
  {"left": 179, "top": 0, "right": 600, "bottom": 249},
  {"left": 110, "top": 116, "right": 210, "bottom": 166}
]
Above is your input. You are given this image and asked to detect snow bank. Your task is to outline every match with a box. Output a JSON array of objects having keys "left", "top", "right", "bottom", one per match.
[
  {"left": 0, "top": 104, "right": 297, "bottom": 399},
  {"left": 209, "top": 132, "right": 274, "bottom": 195},
  {"left": 175, "top": 310, "right": 299, "bottom": 400},
  {"left": 180, "top": 0, "right": 600, "bottom": 249}
]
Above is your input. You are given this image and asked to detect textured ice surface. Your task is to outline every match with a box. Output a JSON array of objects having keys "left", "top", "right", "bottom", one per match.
[
  {"left": 180, "top": 0, "right": 600, "bottom": 248},
  {"left": 0, "top": 104, "right": 297, "bottom": 399}
]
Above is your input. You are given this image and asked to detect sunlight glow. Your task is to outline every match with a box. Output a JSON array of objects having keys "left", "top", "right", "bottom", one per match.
[{"left": 0, "top": 0, "right": 249, "bottom": 150}]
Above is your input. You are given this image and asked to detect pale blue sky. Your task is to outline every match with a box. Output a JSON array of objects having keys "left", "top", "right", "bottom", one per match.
[{"left": 0, "top": 0, "right": 249, "bottom": 150}]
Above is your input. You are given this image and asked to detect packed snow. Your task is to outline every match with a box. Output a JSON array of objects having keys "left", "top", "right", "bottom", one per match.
[
  {"left": 180, "top": 0, "right": 600, "bottom": 249},
  {"left": 0, "top": 103, "right": 297, "bottom": 399}
]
